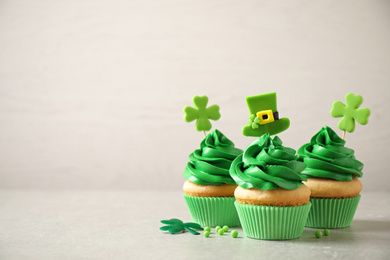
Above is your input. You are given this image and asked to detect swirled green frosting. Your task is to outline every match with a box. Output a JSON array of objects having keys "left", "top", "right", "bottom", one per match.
[
  {"left": 183, "top": 129, "right": 243, "bottom": 185},
  {"left": 229, "top": 134, "right": 307, "bottom": 190},
  {"left": 297, "top": 126, "right": 363, "bottom": 181}
]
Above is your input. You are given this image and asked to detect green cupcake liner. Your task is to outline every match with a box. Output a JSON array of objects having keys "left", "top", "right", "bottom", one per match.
[
  {"left": 305, "top": 195, "right": 361, "bottom": 228},
  {"left": 183, "top": 194, "right": 240, "bottom": 227},
  {"left": 235, "top": 202, "right": 311, "bottom": 240}
]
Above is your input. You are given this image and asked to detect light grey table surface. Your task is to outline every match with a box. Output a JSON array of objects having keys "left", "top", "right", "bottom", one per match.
[{"left": 0, "top": 190, "right": 389, "bottom": 260}]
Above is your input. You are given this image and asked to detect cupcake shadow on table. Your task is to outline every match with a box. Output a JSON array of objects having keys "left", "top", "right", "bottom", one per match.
[
  {"left": 229, "top": 134, "right": 311, "bottom": 240},
  {"left": 298, "top": 126, "right": 363, "bottom": 229},
  {"left": 183, "top": 129, "right": 243, "bottom": 227}
]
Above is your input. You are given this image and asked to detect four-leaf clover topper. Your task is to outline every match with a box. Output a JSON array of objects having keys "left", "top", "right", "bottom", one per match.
[
  {"left": 183, "top": 95, "right": 221, "bottom": 136},
  {"left": 330, "top": 93, "right": 371, "bottom": 139}
]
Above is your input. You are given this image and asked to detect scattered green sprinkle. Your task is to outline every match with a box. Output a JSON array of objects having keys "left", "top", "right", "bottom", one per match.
[
  {"left": 215, "top": 226, "right": 222, "bottom": 232},
  {"left": 231, "top": 230, "right": 238, "bottom": 238},
  {"left": 315, "top": 230, "right": 322, "bottom": 238},
  {"left": 204, "top": 227, "right": 211, "bottom": 232},
  {"left": 223, "top": 225, "right": 229, "bottom": 232},
  {"left": 204, "top": 231, "right": 210, "bottom": 238},
  {"left": 324, "top": 229, "right": 330, "bottom": 236},
  {"left": 218, "top": 229, "right": 225, "bottom": 235}
]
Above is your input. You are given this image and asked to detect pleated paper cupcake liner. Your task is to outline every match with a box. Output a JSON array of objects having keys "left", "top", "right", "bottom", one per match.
[
  {"left": 235, "top": 202, "right": 311, "bottom": 240},
  {"left": 305, "top": 195, "right": 361, "bottom": 229},
  {"left": 183, "top": 194, "right": 240, "bottom": 227}
]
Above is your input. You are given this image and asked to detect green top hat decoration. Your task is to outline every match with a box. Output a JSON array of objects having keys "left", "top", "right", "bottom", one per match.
[
  {"left": 183, "top": 95, "right": 221, "bottom": 137},
  {"left": 242, "top": 92, "right": 290, "bottom": 137},
  {"left": 330, "top": 93, "right": 371, "bottom": 139}
]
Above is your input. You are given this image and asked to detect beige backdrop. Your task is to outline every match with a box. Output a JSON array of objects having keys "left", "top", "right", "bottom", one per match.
[{"left": 0, "top": 0, "right": 389, "bottom": 191}]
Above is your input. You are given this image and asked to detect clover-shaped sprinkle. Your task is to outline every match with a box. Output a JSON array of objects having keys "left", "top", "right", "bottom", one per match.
[
  {"left": 330, "top": 93, "right": 371, "bottom": 136},
  {"left": 183, "top": 95, "right": 221, "bottom": 133},
  {"left": 160, "top": 218, "right": 203, "bottom": 235}
]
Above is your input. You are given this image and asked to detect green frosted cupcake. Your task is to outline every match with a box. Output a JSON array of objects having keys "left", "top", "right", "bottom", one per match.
[
  {"left": 183, "top": 129, "right": 243, "bottom": 227},
  {"left": 230, "top": 134, "right": 311, "bottom": 240},
  {"left": 298, "top": 126, "right": 363, "bottom": 228}
]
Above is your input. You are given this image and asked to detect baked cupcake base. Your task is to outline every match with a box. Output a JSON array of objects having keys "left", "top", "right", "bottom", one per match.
[
  {"left": 303, "top": 178, "right": 362, "bottom": 198},
  {"left": 235, "top": 202, "right": 311, "bottom": 240},
  {"left": 306, "top": 195, "right": 361, "bottom": 228},
  {"left": 183, "top": 194, "right": 240, "bottom": 227},
  {"left": 303, "top": 178, "right": 362, "bottom": 228}
]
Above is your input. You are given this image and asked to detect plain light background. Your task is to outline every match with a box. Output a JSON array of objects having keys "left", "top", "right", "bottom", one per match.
[{"left": 0, "top": 0, "right": 389, "bottom": 192}]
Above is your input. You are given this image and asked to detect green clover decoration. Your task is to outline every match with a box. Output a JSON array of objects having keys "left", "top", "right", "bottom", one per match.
[
  {"left": 160, "top": 218, "right": 203, "bottom": 235},
  {"left": 248, "top": 114, "right": 260, "bottom": 129},
  {"left": 183, "top": 95, "right": 221, "bottom": 132},
  {"left": 330, "top": 93, "right": 370, "bottom": 133}
]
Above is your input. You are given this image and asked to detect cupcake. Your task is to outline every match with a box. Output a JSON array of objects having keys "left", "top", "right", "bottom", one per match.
[
  {"left": 230, "top": 134, "right": 311, "bottom": 240},
  {"left": 298, "top": 126, "right": 363, "bottom": 228},
  {"left": 183, "top": 129, "right": 243, "bottom": 227}
]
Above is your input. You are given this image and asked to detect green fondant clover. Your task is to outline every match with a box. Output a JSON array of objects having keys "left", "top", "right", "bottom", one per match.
[
  {"left": 330, "top": 93, "right": 371, "bottom": 133},
  {"left": 160, "top": 218, "right": 203, "bottom": 235},
  {"left": 247, "top": 114, "right": 260, "bottom": 129},
  {"left": 183, "top": 95, "right": 221, "bottom": 131}
]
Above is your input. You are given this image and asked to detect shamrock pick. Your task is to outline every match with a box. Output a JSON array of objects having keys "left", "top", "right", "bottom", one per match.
[
  {"left": 160, "top": 218, "right": 203, "bottom": 235},
  {"left": 183, "top": 95, "right": 221, "bottom": 136},
  {"left": 330, "top": 93, "right": 371, "bottom": 139}
]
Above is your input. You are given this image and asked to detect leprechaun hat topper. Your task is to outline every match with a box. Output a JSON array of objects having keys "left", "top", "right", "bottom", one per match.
[{"left": 242, "top": 92, "right": 290, "bottom": 137}]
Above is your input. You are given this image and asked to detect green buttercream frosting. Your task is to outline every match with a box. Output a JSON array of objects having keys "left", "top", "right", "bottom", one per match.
[
  {"left": 183, "top": 129, "right": 243, "bottom": 185},
  {"left": 229, "top": 134, "right": 307, "bottom": 190},
  {"left": 297, "top": 126, "right": 363, "bottom": 181}
]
